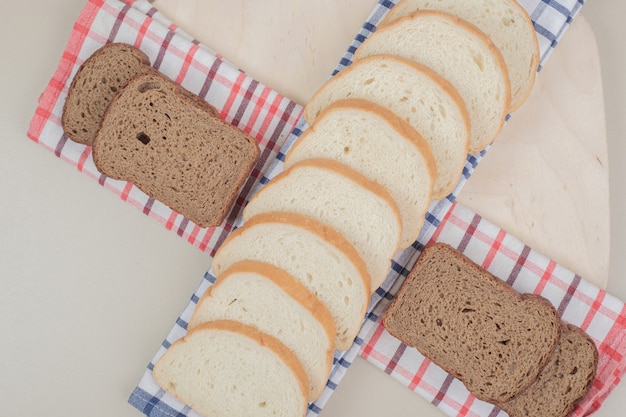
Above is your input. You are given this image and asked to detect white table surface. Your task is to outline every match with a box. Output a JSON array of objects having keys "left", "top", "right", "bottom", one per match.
[{"left": 1, "top": 1, "right": 624, "bottom": 416}]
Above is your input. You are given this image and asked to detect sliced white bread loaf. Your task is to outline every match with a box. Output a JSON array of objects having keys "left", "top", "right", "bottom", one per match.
[
  {"left": 189, "top": 260, "right": 335, "bottom": 401},
  {"left": 355, "top": 11, "right": 511, "bottom": 153},
  {"left": 285, "top": 98, "right": 436, "bottom": 248},
  {"left": 212, "top": 212, "right": 371, "bottom": 350},
  {"left": 304, "top": 55, "right": 469, "bottom": 199},
  {"left": 243, "top": 158, "right": 402, "bottom": 290},
  {"left": 153, "top": 320, "right": 308, "bottom": 417},
  {"left": 380, "top": 0, "right": 539, "bottom": 111}
]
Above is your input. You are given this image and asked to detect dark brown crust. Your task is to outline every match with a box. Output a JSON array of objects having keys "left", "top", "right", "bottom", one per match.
[
  {"left": 62, "top": 42, "right": 151, "bottom": 145},
  {"left": 383, "top": 243, "right": 561, "bottom": 404}
]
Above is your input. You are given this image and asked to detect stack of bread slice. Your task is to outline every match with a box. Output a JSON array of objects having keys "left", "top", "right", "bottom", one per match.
[
  {"left": 384, "top": 243, "right": 598, "bottom": 417},
  {"left": 152, "top": 1, "right": 554, "bottom": 416},
  {"left": 62, "top": 43, "right": 261, "bottom": 229}
]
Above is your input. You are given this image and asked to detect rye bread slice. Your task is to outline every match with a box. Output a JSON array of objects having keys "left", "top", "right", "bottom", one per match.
[
  {"left": 62, "top": 43, "right": 151, "bottom": 145},
  {"left": 499, "top": 323, "right": 598, "bottom": 417},
  {"left": 383, "top": 243, "right": 561, "bottom": 404},
  {"left": 92, "top": 71, "right": 260, "bottom": 228}
]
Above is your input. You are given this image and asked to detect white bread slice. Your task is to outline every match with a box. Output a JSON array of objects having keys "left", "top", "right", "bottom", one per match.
[
  {"left": 355, "top": 11, "right": 511, "bottom": 153},
  {"left": 243, "top": 158, "right": 402, "bottom": 290},
  {"left": 285, "top": 98, "right": 436, "bottom": 248},
  {"left": 212, "top": 212, "right": 371, "bottom": 350},
  {"left": 153, "top": 320, "right": 308, "bottom": 417},
  {"left": 304, "top": 55, "right": 469, "bottom": 199},
  {"left": 189, "top": 260, "right": 335, "bottom": 401},
  {"left": 380, "top": 0, "right": 539, "bottom": 111}
]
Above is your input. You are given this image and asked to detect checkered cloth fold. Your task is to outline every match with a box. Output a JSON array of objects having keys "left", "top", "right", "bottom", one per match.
[{"left": 27, "top": 0, "right": 625, "bottom": 417}]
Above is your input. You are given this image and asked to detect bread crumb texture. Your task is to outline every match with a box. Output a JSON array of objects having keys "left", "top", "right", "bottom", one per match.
[
  {"left": 93, "top": 72, "right": 259, "bottom": 228},
  {"left": 384, "top": 243, "right": 560, "bottom": 403},
  {"left": 62, "top": 43, "right": 150, "bottom": 145}
]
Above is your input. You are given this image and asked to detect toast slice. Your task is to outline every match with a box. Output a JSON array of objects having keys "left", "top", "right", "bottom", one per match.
[
  {"left": 153, "top": 320, "right": 307, "bottom": 417},
  {"left": 304, "top": 55, "right": 469, "bottom": 199},
  {"left": 380, "top": 0, "right": 538, "bottom": 112},
  {"left": 355, "top": 10, "right": 511, "bottom": 153},
  {"left": 189, "top": 260, "right": 335, "bottom": 400},
  {"left": 242, "top": 158, "right": 402, "bottom": 290},
  {"left": 499, "top": 323, "right": 598, "bottom": 417},
  {"left": 383, "top": 243, "right": 561, "bottom": 403},
  {"left": 285, "top": 98, "right": 436, "bottom": 248},
  {"left": 92, "top": 71, "right": 260, "bottom": 228},
  {"left": 212, "top": 211, "right": 371, "bottom": 350},
  {"left": 62, "top": 43, "right": 151, "bottom": 145}
]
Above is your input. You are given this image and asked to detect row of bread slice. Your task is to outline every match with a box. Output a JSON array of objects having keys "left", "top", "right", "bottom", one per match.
[{"left": 152, "top": 1, "right": 541, "bottom": 415}]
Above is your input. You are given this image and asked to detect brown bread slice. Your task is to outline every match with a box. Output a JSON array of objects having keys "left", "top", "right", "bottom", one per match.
[
  {"left": 62, "top": 43, "right": 151, "bottom": 145},
  {"left": 92, "top": 71, "right": 260, "bottom": 228},
  {"left": 383, "top": 243, "right": 560, "bottom": 404},
  {"left": 499, "top": 323, "right": 598, "bottom": 417}
]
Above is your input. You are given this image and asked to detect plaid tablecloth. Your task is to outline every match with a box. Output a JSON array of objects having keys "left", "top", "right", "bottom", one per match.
[{"left": 27, "top": 0, "right": 625, "bottom": 416}]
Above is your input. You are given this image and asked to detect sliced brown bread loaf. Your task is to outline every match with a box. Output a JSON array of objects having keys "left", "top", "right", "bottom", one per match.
[
  {"left": 499, "top": 323, "right": 598, "bottom": 417},
  {"left": 62, "top": 43, "right": 151, "bottom": 145},
  {"left": 383, "top": 243, "right": 561, "bottom": 403},
  {"left": 92, "top": 71, "right": 260, "bottom": 228},
  {"left": 153, "top": 320, "right": 308, "bottom": 417}
]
